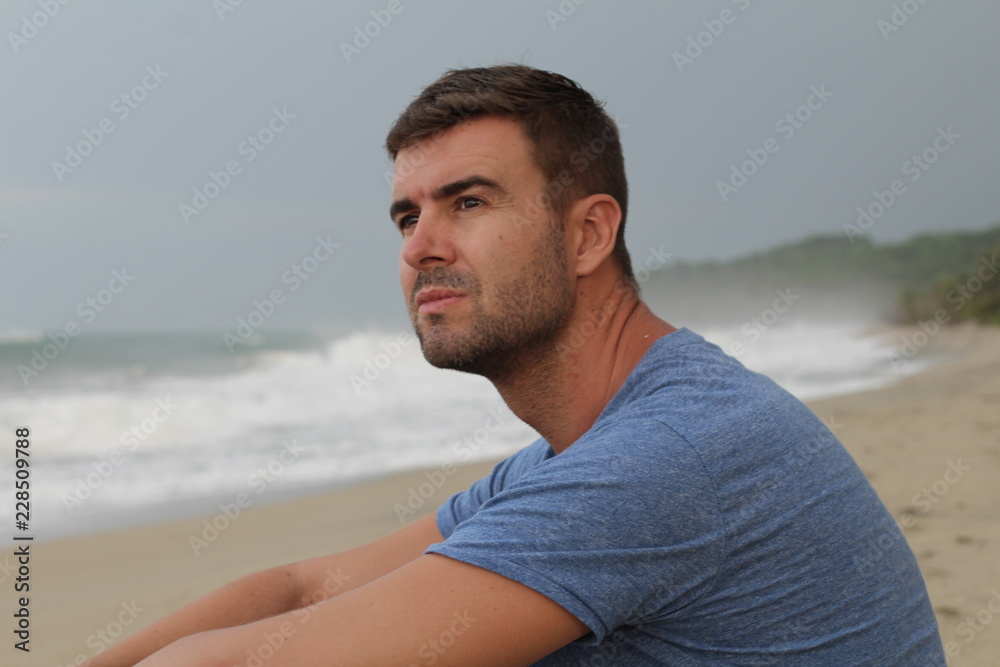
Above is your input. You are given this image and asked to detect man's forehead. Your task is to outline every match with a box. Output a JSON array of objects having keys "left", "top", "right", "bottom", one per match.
[
  {"left": 392, "top": 144, "right": 498, "bottom": 192},
  {"left": 391, "top": 117, "right": 532, "bottom": 196}
]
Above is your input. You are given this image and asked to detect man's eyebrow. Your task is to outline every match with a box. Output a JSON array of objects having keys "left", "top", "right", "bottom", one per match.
[
  {"left": 389, "top": 176, "right": 507, "bottom": 222},
  {"left": 433, "top": 175, "right": 506, "bottom": 200},
  {"left": 389, "top": 197, "right": 416, "bottom": 223}
]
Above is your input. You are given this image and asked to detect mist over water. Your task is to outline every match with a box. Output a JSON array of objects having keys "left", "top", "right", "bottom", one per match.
[
  {"left": 644, "top": 270, "right": 921, "bottom": 399},
  {"left": 645, "top": 277, "right": 901, "bottom": 330}
]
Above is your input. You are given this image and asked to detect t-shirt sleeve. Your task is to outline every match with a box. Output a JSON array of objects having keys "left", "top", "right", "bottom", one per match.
[
  {"left": 426, "top": 419, "right": 727, "bottom": 645},
  {"left": 435, "top": 438, "right": 553, "bottom": 539}
]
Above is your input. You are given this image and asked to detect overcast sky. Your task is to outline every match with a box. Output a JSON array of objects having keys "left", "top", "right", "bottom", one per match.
[{"left": 2, "top": 1, "right": 999, "bottom": 333}]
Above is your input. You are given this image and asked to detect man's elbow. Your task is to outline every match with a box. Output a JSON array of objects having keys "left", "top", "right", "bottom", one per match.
[{"left": 236, "top": 563, "right": 306, "bottom": 615}]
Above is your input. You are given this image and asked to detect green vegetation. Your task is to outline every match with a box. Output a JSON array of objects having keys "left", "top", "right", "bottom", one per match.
[
  {"left": 644, "top": 224, "right": 1000, "bottom": 325},
  {"left": 897, "top": 247, "right": 1000, "bottom": 324}
]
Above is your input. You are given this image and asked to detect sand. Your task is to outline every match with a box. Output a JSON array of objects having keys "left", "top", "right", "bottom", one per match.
[
  {"left": 4, "top": 324, "right": 998, "bottom": 666},
  {"left": 808, "top": 323, "right": 1000, "bottom": 666}
]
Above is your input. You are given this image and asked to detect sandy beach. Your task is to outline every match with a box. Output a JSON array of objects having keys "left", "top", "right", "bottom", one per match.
[
  {"left": 5, "top": 324, "right": 999, "bottom": 666},
  {"left": 808, "top": 323, "right": 1000, "bottom": 666}
]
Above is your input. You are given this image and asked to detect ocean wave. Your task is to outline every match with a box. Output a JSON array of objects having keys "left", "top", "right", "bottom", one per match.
[
  {"left": 0, "top": 329, "right": 535, "bottom": 539},
  {"left": 0, "top": 324, "right": 923, "bottom": 540},
  {"left": 0, "top": 329, "right": 44, "bottom": 344}
]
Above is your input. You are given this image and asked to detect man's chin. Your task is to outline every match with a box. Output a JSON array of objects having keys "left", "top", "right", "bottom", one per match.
[
  {"left": 417, "top": 338, "right": 476, "bottom": 371},
  {"left": 416, "top": 331, "right": 494, "bottom": 376}
]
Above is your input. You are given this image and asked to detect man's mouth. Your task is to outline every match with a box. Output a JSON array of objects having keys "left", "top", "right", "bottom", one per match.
[{"left": 415, "top": 288, "right": 466, "bottom": 314}]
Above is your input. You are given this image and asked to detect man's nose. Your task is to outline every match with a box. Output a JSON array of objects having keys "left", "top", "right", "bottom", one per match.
[{"left": 400, "top": 211, "right": 457, "bottom": 270}]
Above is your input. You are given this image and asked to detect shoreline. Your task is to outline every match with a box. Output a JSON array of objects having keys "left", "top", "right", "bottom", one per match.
[
  {"left": 29, "top": 460, "right": 506, "bottom": 544},
  {"left": 4, "top": 323, "right": 998, "bottom": 665}
]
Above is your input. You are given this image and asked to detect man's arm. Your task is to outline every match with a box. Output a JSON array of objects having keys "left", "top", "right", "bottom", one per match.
[
  {"left": 138, "top": 553, "right": 590, "bottom": 666},
  {"left": 87, "top": 512, "right": 444, "bottom": 666}
]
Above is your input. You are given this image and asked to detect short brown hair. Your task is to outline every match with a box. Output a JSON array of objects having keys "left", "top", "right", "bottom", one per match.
[{"left": 385, "top": 64, "right": 635, "bottom": 289}]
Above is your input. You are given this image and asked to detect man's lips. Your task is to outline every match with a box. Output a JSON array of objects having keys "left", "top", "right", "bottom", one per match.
[{"left": 415, "top": 288, "right": 466, "bottom": 314}]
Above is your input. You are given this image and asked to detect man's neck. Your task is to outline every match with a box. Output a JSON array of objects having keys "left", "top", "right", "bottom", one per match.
[{"left": 491, "top": 283, "right": 676, "bottom": 453}]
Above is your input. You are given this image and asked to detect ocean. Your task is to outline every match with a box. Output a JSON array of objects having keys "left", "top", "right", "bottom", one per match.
[{"left": 0, "top": 322, "right": 925, "bottom": 541}]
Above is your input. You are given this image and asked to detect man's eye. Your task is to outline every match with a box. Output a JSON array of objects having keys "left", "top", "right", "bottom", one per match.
[
  {"left": 399, "top": 214, "right": 418, "bottom": 229},
  {"left": 459, "top": 196, "right": 483, "bottom": 210}
]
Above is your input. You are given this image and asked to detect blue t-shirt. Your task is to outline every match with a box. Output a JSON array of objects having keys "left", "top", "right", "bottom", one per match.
[{"left": 428, "top": 328, "right": 945, "bottom": 665}]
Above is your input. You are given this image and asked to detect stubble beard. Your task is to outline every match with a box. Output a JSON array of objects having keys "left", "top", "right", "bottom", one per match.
[{"left": 409, "top": 222, "right": 574, "bottom": 382}]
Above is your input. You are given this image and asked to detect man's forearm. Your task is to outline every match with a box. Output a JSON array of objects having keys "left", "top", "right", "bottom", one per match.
[
  {"left": 85, "top": 565, "right": 301, "bottom": 667},
  {"left": 85, "top": 512, "right": 444, "bottom": 665}
]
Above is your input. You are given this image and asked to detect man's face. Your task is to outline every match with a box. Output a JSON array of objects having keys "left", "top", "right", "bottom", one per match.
[{"left": 390, "top": 117, "right": 574, "bottom": 378}]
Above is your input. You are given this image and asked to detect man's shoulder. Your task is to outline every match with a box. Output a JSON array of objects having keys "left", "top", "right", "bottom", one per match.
[
  {"left": 611, "top": 327, "right": 785, "bottom": 408},
  {"left": 490, "top": 437, "right": 554, "bottom": 483},
  {"left": 600, "top": 327, "right": 821, "bottom": 447}
]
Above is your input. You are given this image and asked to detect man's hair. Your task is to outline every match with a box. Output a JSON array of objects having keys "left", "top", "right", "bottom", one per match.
[{"left": 385, "top": 64, "right": 636, "bottom": 290}]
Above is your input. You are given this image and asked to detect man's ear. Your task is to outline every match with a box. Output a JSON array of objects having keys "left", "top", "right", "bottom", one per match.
[{"left": 567, "top": 194, "right": 622, "bottom": 279}]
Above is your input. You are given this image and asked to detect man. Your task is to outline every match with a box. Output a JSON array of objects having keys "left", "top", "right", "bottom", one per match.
[{"left": 100, "top": 65, "right": 943, "bottom": 665}]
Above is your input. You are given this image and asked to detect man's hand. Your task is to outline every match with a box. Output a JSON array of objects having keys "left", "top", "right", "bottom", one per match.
[{"left": 140, "top": 553, "right": 588, "bottom": 666}]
